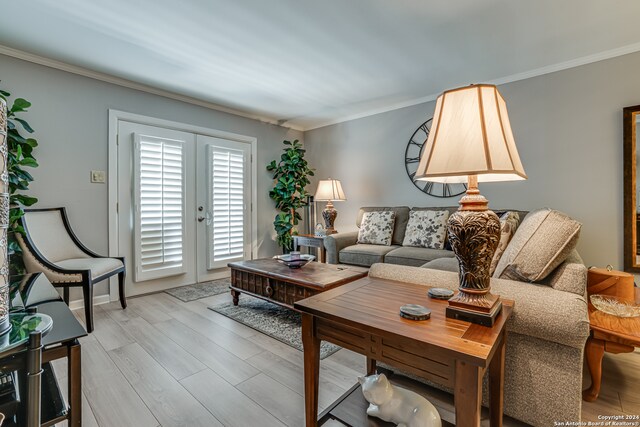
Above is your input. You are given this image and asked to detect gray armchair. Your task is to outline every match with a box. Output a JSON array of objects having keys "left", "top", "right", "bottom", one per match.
[{"left": 16, "top": 207, "right": 126, "bottom": 332}]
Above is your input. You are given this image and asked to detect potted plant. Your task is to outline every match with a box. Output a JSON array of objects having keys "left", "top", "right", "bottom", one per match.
[
  {"left": 0, "top": 85, "right": 39, "bottom": 274},
  {"left": 267, "top": 139, "right": 314, "bottom": 252}
]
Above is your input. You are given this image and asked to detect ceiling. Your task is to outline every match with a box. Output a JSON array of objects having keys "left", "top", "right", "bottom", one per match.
[{"left": 2, "top": 1, "right": 640, "bottom": 130}]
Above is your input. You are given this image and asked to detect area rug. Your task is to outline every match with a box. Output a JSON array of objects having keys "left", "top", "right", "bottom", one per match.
[
  {"left": 165, "top": 278, "right": 231, "bottom": 302},
  {"left": 209, "top": 298, "right": 341, "bottom": 359}
]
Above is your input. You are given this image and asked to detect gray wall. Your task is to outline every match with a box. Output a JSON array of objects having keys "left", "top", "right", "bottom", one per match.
[
  {"left": 0, "top": 54, "right": 301, "bottom": 299},
  {"left": 305, "top": 51, "right": 640, "bottom": 269}
]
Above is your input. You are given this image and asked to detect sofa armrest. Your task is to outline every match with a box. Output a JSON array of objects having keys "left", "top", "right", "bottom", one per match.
[
  {"left": 540, "top": 249, "right": 587, "bottom": 296},
  {"left": 324, "top": 231, "right": 359, "bottom": 264}
]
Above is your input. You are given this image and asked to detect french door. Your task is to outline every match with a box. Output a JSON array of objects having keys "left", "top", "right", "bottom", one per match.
[{"left": 117, "top": 120, "right": 252, "bottom": 296}]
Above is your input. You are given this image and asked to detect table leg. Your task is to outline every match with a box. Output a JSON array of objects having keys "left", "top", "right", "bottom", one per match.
[
  {"left": 302, "top": 313, "right": 320, "bottom": 427},
  {"left": 455, "top": 360, "right": 482, "bottom": 427},
  {"left": 583, "top": 336, "right": 605, "bottom": 402},
  {"left": 489, "top": 333, "right": 506, "bottom": 427},
  {"left": 231, "top": 289, "right": 240, "bottom": 306},
  {"left": 319, "top": 247, "right": 326, "bottom": 263},
  {"left": 366, "top": 357, "right": 377, "bottom": 375},
  {"left": 68, "top": 339, "right": 82, "bottom": 427}
]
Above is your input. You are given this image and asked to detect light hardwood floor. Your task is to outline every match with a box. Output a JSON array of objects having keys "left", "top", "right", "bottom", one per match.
[{"left": 52, "top": 290, "right": 640, "bottom": 426}]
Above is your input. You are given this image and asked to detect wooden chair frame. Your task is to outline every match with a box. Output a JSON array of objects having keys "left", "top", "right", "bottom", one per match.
[{"left": 18, "top": 207, "right": 126, "bottom": 332}]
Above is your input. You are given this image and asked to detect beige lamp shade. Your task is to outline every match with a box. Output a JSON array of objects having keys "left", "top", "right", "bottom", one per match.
[
  {"left": 414, "top": 84, "right": 527, "bottom": 184},
  {"left": 314, "top": 179, "right": 346, "bottom": 201}
]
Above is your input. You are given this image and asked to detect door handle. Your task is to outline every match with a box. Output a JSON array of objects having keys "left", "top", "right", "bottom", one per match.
[{"left": 198, "top": 212, "right": 212, "bottom": 225}]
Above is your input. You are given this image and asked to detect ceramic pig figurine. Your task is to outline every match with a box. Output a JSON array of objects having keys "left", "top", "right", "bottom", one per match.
[{"left": 359, "top": 373, "right": 441, "bottom": 427}]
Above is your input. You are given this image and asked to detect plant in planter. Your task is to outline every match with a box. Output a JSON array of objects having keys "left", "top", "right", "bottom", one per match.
[
  {"left": 267, "top": 139, "right": 314, "bottom": 252},
  {"left": 0, "top": 85, "right": 39, "bottom": 274}
]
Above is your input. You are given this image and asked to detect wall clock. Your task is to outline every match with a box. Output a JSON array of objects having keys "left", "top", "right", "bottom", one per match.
[{"left": 404, "top": 118, "right": 467, "bottom": 198}]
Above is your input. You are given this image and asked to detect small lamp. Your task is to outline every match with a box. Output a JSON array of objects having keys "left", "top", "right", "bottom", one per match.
[
  {"left": 314, "top": 179, "right": 346, "bottom": 234},
  {"left": 414, "top": 84, "right": 527, "bottom": 326}
]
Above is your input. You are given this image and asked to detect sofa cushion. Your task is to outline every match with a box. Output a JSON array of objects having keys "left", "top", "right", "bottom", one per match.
[
  {"left": 421, "top": 257, "right": 459, "bottom": 272},
  {"left": 357, "top": 207, "right": 410, "bottom": 246},
  {"left": 402, "top": 210, "right": 449, "bottom": 249},
  {"left": 339, "top": 244, "right": 401, "bottom": 267},
  {"left": 494, "top": 208, "right": 581, "bottom": 282},
  {"left": 368, "top": 263, "right": 589, "bottom": 349},
  {"left": 411, "top": 207, "right": 458, "bottom": 250},
  {"left": 489, "top": 211, "right": 520, "bottom": 276},
  {"left": 357, "top": 211, "right": 396, "bottom": 245},
  {"left": 384, "top": 247, "right": 454, "bottom": 267}
]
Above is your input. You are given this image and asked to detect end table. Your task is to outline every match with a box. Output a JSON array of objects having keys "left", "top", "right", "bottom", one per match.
[
  {"left": 293, "top": 234, "right": 327, "bottom": 263},
  {"left": 583, "top": 287, "right": 640, "bottom": 402}
]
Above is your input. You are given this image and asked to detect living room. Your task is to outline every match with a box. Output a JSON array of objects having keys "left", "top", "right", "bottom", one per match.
[{"left": 0, "top": 1, "right": 638, "bottom": 426}]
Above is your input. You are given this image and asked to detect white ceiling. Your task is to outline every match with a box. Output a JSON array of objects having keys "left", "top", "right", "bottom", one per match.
[{"left": 2, "top": 0, "right": 640, "bottom": 130}]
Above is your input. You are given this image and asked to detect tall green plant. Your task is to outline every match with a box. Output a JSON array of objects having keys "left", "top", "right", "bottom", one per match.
[
  {"left": 0, "top": 85, "right": 39, "bottom": 274},
  {"left": 267, "top": 139, "right": 314, "bottom": 251}
]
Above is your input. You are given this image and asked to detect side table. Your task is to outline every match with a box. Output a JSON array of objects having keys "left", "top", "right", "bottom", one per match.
[
  {"left": 10, "top": 273, "right": 87, "bottom": 426},
  {"left": 293, "top": 234, "right": 327, "bottom": 263},
  {"left": 583, "top": 287, "right": 640, "bottom": 402},
  {"left": 295, "top": 277, "right": 513, "bottom": 427}
]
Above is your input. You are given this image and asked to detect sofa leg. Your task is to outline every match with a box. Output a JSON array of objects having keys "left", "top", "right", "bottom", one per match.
[
  {"left": 63, "top": 287, "right": 70, "bottom": 306},
  {"left": 83, "top": 284, "right": 94, "bottom": 333},
  {"left": 118, "top": 270, "right": 127, "bottom": 309}
]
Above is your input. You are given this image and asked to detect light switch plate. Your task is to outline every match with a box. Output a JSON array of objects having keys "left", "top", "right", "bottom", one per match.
[{"left": 91, "top": 170, "right": 106, "bottom": 183}]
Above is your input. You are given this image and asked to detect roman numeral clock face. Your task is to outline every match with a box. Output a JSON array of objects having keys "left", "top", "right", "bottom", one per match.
[{"left": 404, "top": 119, "right": 467, "bottom": 198}]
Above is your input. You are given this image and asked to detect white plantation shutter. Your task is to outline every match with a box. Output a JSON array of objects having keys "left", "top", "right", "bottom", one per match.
[
  {"left": 208, "top": 144, "right": 247, "bottom": 268},
  {"left": 133, "top": 133, "right": 186, "bottom": 281}
]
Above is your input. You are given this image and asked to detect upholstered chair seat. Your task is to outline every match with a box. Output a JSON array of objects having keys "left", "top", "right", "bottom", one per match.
[{"left": 17, "top": 208, "right": 127, "bottom": 332}]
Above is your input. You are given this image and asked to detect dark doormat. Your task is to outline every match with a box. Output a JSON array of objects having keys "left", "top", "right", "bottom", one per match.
[
  {"left": 209, "top": 298, "right": 341, "bottom": 359},
  {"left": 165, "top": 278, "right": 231, "bottom": 302}
]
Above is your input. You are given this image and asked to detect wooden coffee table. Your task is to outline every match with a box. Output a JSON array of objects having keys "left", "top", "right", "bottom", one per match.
[
  {"left": 228, "top": 259, "right": 368, "bottom": 310},
  {"left": 583, "top": 288, "right": 640, "bottom": 402},
  {"left": 295, "top": 276, "right": 514, "bottom": 427}
]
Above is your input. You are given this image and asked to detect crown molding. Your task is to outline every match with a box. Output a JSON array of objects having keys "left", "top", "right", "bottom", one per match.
[
  {"left": 4, "top": 40, "right": 640, "bottom": 133},
  {"left": 0, "top": 44, "right": 303, "bottom": 132},
  {"left": 304, "top": 41, "right": 640, "bottom": 131}
]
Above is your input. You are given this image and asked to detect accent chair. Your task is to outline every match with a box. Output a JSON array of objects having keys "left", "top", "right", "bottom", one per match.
[{"left": 16, "top": 207, "right": 126, "bottom": 332}]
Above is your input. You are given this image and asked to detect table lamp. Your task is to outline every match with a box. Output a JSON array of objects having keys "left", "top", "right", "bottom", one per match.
[
  {"left": 314, "top": 179, "right": 346, "bottom": 234},
  {"left": 414, "top": 84, "right": 527, "bottom": 326}
]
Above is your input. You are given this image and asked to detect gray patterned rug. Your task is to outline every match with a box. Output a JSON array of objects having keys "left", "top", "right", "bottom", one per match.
[
  {"left": 209, "top": 298, "right": 341, "bottom": 359},
  {"left": 164, "top": 278, "right": 231, "bottom": 302}
]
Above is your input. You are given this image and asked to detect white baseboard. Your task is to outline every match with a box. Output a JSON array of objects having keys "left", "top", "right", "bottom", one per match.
[{"left": 68, "top": 294, "right": 111, "bottom": 311}]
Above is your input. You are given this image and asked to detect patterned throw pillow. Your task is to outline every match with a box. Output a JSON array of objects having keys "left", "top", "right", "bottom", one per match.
[
  {"left": 357, "top": 211, "right": 396, "bottom": 246},
  {"left": 489, "top": 211, "right": 520, "bottom": 276},
  {"left": 402, "top": 210, "right": 450, "bottom": 249}
]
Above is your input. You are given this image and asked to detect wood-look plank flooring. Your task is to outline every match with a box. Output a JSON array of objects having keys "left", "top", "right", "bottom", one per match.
[{"left": 54, "top": 291, "right": 640, "bottom": 426}]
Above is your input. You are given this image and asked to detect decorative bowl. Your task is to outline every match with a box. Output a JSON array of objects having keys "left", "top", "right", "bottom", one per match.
[
  {"left": 590, "top": 294, "right": 640, "bottom": 318},
  {"left": 273, "top": 254, "right": 315, "bottom": 269}
]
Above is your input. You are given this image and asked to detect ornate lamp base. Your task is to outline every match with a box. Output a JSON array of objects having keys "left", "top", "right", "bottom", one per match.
[
  {"left": 446, "top": 176, "right": 502, "bottom": 326},
  {"left": 322, "top": 201, "right": 338, "bottom": 234}
]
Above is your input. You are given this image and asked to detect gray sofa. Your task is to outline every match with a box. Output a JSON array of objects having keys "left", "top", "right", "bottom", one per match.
[{"left": 324, "top": 206, "right": 528, "bottom": 267}]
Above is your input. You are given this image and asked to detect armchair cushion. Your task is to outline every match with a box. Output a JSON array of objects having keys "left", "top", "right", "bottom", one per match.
[{"left": 56, "top": 258, "right": 124, "bottom": 280}]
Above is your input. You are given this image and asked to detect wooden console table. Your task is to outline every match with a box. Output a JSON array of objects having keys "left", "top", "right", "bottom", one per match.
[
  {"left": 583, "top": 287, "right": 640, "bottom": 402},
  {"left": 295, "top": 277, "right": 514, "bottom": 427}
]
